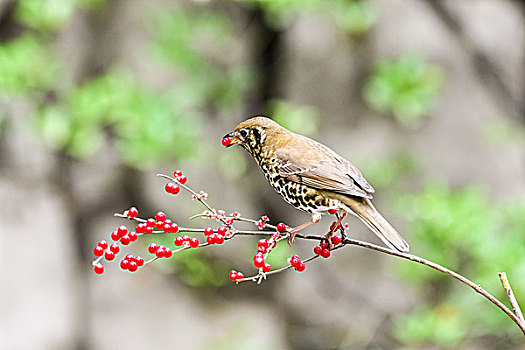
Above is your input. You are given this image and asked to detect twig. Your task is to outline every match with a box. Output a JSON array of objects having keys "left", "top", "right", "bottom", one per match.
[
  {"left": 341, "top": 237, "right": 525, "bottom": 335},
  {"left": 499, "top": 272, "right": 525, "bottom": 324}
]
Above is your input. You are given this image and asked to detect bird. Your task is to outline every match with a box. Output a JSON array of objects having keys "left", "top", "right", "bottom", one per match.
[{"left": 222, "top": 116, "right": 409, "bottom": 252}]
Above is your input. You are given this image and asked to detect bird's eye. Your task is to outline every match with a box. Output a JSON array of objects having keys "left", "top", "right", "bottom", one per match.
[{"left": 239, "top": 129, "right": 248, "bottom": 139}]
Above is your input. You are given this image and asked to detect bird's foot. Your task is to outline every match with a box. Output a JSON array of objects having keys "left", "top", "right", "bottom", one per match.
[{"left": 287, "top": 229, "right": 297, "bottom": 246}]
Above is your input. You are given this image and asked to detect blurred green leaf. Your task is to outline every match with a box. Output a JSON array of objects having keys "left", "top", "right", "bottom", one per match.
[
  {"left": 364, "top": 54, "right": 444, "bottom": 127},
  {"left": 0, "top": 35, "right": 59, "bottom": 94},
  {"left": 15, "top": 0, "right": 76, "bottom": 31},
  {"left": 393, "top": 182, "right": 525, "bottom": 344}
]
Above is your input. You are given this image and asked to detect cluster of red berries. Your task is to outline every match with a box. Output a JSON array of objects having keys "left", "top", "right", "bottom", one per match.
[
  {"left": 136, "top": 211, "right": 180, "bottom": 235},
  {"left": 253, "top": 252, "right": 271, "bottom": 272},
  {"left": 289, "top": 255, "right": 306, "bottom": 272},
  {"left": 148, "top": 243, "right": 173, "bottom": 258},
  {"left": 93, "top": 239, "right": 120, "bottom": 274},
  {"left": 165, "top": 170, "right": 187, "bottom": 194},
  {"left": 110, "top": 225, "right": 137, "bottom": 245},
  {"left": 313, "top": 236, "right": 342, "bottom": 258},
  {"left": 204, "top": 227, "right": 228, "bottom": 245},
  {"left": 229, "top": 270, "right": 244, "bottom": 281},
  {"left": 173, "top": 235, "right": 200, "bottom": 248},
  {"left": 120, "top": 254, "right": 144, "bottom": 272},
  {"left": 173, "top": 170, "right": 187, "bottom": 184},
  {"left": 252, "top": 233, "right": 280, "bottom": 273}
]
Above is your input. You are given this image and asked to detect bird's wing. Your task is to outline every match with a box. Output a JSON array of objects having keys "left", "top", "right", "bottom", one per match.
[{"left": 275, "top": 136, "right": 374, "bottom": 198}]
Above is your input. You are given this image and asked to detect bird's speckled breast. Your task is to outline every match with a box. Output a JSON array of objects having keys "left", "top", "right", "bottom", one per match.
[{"left": 252, "top": 149, "right": 337, "bottom": 214}]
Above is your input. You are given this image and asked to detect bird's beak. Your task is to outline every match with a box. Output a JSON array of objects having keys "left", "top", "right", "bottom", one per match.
[{"left": 222, "top": 132, "right": 242, "bottom": 147}]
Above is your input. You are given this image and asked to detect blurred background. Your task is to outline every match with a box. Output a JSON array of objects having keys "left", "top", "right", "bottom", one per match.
[{"left": 1, "top": 0, "right": 524, "bottom": 348}]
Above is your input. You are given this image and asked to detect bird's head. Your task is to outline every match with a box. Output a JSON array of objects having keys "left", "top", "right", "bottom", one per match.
[{"left": 222, "top": 116, "right": 284, "bottom": 153}]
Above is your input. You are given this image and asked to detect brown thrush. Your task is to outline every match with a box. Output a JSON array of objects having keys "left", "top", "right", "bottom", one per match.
[{"left": 223, "top": 116, "right": 409, "bottom": 252}]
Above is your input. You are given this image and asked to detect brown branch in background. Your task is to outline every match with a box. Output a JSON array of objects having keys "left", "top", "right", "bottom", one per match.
[{"left": 499, "top": 272, "right": 525, "bottom": 325}]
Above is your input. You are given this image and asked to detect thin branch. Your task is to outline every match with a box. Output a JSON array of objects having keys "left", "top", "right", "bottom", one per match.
[
  {"left": 341, "top": 237, "right": 525, "bottom": 335},
  {"left": 98, "top": 173, "right": 525, "bottom": 335},
  {"left": 499, "top": 272, "right": 525, "bottom": 324}
]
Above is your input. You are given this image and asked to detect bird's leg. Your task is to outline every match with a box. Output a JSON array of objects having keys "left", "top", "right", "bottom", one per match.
[
  {"left": 338, "top": 210, "right": 348, "bottom": 241},
  {"left": 325, "top": 210, "right": 347, "bottom": 248},
  {"left": 287, "top": 213, "right": 322, "bottom": 246}
]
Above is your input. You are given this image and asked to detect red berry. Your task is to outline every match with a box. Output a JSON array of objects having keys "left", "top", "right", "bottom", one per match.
[
  {"left": 321, "top": 249, "right": 331, "bottom": 258},
  {"left": 94, "top": 246, "right": 104, "bottom": 256},
  {"left": 127, "top": 207, "right": 138, "bottom": 218},
  {"left": 237, "top": 272, "right": 244, "bottom": 279},
  {"left": 290, "top": 255, "right": 301, "bottom": 268},
  {"left": 146, "top": 218, "right": 156, "bottom": 228},
  {"left": 120, "top": 235, "right": 130, "bottom": 245},
  {"left": 120, "top": 259, "right": 130, "bottom": 270},
  {"left": 204, "top": 228, "right": 213, "bottom": 236},
  {"left": 328, "top": 208, "right": 338, "bottom": 215},
  {"left": 258, "top": 246, "right": 267, "bottom": 253},
  {"left": 111, "top": 231, "right": 120, "bottom": 241},
  {"left": 163, "top": 223, "right": 171, "bottom": 232},
  {"left": 222, "top": 137, "right": 232, "bottom": 147},
  {"left": 135, "top": 256, "right": 144, "bottom": 266},
  {"left": 164, "top": 248, "right": 173, "bottom": 258},
  {"left": 148, "top": 243, "right": 159, "bottom": 254},
  {"left": 189, "top": 237, "right": 199, "bottom": 248},
  {"left": 155, "top": 211, "right": 166, "bottom": 222},
  {"left": 136, "top": 223, "right": 145, "bottom": 233},
  {"left": 128, "top": 231, "right": 138, "bottom": 241},
  {"left": 177, "top": 175, "right": 187, "bottom": 184},
  {"left": 296, "top": 263, "right": 306, "bottom": 272},
  {"left": 173, "top": 170, "right": 183, "bottom": 177},
  {"left": 174, "top": 237, "right": 184, "bottom": 246},
  {"left": 125, "top": 254, "right": 134, "bottom": 261},
  {"left": 254, "top": 256, "right": 265, "bottom": 268},
  {"left": 117, "top": 225, "right": 128, "bottom": 237},
  {"left": 263, "top": 263, "right": 271, "bottom": 272},
  {"left": 320, "top": 241, "right": 329, "bottom": 249},
  {"left": 109, "top": 244, "right": 120, "bottom": 254},
  {"left": 165, "top": 182, "right": 180, "bottom": 195},
  {"left": 156, "top": 221, "right": 164, "bottom": 230},
  {"left": 98, "top": 240, "right": 108, "bottom": 249},
  {"left": 104, "top": 250, "right": 115, "bottom": 261},
  {"left": 276, "top": 223, "right": 287, "bottom": 232},
  {"left": 182, "top": 235, "right": 190, "bottom": 241},
  {"left": 258, "top": 239, "right": 268, "bottom": 248},
  {"left": 93, "top": 263, "right": 104, "bottom": 274},
  {"left": 331, "top": 236, "right": 342, "bottom": 245},
  {"left": 207, "top": 235, "right": 215, "bottom": 245},
  {"left": 313, "top": 245, "right": 323, "bottom": 255},
  {"left": 170, "top": 223, "right": 179, "bottom": 233},
  {"left": 215, "top": 234, "right": 224, "bottom": 244},
  {"left": 155, "top": 248, "right": 165, "bottom": 258},
  {"left": 229, "top": 270, "right": 238, "bottom": 281},
  {"left": 145, "top": 226, "right": 154, "bottom": 235},
  {"left": 128, "top": 261, "right": 138, "bottom": 272},
  {"left": 218, "top": 227, "right": 228, "bottom": 236}
]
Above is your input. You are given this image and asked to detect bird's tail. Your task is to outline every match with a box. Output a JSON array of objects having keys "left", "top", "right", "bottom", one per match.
[{"left": 342, "top": 197, "right": 409, "bottom": 252}]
